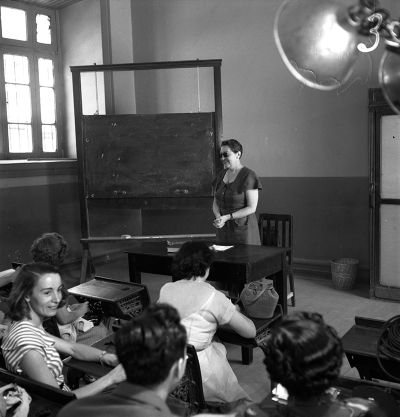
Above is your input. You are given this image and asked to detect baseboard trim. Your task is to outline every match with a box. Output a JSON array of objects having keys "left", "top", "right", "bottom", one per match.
[{"left": 293, "top": 257, "right": 369, "bottom": 284}]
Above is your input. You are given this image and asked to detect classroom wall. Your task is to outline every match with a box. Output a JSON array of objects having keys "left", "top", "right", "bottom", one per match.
[
  {"left": 3, "top": 0, "right": 399, "bottom": 279},
  {"left": 127, "top": 0, "right": 399, "bottom": 277},
  {"left": 0, "top": 162, "right": 81, "bottom": 270}
]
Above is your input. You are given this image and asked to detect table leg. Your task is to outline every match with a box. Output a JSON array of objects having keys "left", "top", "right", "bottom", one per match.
[
  {"left": 273, "top": 253, "right": 288, "bottom": 315},
  {"left": 128, "top": 254, "right": 142, "bottom": 283},
  {"left": 241, "top": 347, "right": 253, "bottom": 365}
]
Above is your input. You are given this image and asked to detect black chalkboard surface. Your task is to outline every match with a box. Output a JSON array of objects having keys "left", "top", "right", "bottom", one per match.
[{"left": 83, "top": 113, "right": 216, "bottom": 198}]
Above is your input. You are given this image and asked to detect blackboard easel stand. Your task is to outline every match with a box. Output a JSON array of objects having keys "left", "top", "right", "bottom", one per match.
[{"left": 70, "top": 60, "right": 223, "bottom": 282}]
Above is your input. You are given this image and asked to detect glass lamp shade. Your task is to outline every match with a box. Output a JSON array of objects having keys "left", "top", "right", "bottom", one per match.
[
  {"left": 380, "top": 47, "right": 400, "bottom": 114},
  {"left": 274, "top": 0, "right": 361, "bottom": 90}
]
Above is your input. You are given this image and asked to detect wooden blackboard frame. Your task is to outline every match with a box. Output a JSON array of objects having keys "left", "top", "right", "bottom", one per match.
[{"left": 70, "top": 60, "right": 222, "bottom": 278}]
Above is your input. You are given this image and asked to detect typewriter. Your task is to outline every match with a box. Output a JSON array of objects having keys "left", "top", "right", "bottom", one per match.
[{"left": 68, "top": 276, "right": 150, "bottom": 321}]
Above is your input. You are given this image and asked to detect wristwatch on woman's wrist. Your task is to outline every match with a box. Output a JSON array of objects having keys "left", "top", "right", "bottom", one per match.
[{"left": 230, "top": 213, "right": 233, "bottom": 220}]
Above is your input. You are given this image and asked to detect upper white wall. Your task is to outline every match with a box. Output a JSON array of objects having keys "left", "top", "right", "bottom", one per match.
[
  {"left": 130, "top": 0, "right": 400, "bottom": 177},
  {"left": 110, "top": 0, "right": 136, "bottom": 113},
  {"left": 60, "top": 0, "right": 103, "bottom": 158}
]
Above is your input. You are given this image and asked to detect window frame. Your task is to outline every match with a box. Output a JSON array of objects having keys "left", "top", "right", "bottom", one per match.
[{"left": 0, "top": 0, "right": 63, "bottom": 159}]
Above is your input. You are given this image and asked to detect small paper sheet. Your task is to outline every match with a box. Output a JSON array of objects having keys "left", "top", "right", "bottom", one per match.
[{"left": 210, "top": 244, "right": 234, "bottom": 251}]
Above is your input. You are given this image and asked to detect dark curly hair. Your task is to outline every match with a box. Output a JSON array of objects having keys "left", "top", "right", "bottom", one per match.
[
  {"left": 263, "top": 312, "right": 343, "bottom": 399},
  {"left": 171, "top": 241, "right": 215, "bottom": 281},
  {"left": 8, "top": 262, "right": 68, "bottom": 321},
  {"left": 115, "top": 303, "right": 187, "bottom": 386},
  {"left": 30, "top": 232, "right": 68, "bottom": 266},
  {"left": 221, "top": 139, "right": 243, "bottom": 158}
]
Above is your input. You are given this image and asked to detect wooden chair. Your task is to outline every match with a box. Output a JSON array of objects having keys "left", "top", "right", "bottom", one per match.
[
  {"left": 168, "top": 344, "right": 206, "bottom": 416},
  {"left": 217, "top": 306, "right": 283, "bottom": 365},
  {"left": 258, "top": 213, "right": 295, "bottom": 307}
]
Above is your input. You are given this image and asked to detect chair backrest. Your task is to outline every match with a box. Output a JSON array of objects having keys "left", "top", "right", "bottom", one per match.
[
  {"left": 258, "top": 213, "right": 293, "bottom": 261},
  {"left": 168, "top": 344, "right": 206, "bottom": 415}
]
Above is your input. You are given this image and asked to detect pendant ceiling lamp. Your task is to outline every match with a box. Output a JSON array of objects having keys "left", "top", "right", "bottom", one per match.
[{"left": 274, "top": 0, "right": 400, "bottom": 113}]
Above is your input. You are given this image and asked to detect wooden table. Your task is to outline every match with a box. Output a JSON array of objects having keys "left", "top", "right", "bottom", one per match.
[
  {"left": 341, "top": 316, "right": 400, "bottom": 383},
  {"left": 126, "top": 242, "right": 288, "bottom": 314}
]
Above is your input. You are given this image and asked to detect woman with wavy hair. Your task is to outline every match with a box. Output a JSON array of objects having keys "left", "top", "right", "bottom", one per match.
[{"left": 260, "top": 312, "right": 384, "bottom": 417}]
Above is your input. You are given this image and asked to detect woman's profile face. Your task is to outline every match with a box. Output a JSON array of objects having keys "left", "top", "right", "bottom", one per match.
[
  {"left": 26, "top": 273, "right": 63, "bottom": 320},
  {"left": 220, "top": 145, "right": 240, "bottom": 169}
]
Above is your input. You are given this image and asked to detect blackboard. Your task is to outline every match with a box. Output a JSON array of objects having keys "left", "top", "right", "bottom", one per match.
[{"left": 82, "top": 113, "right": 216, "bottom": 198}]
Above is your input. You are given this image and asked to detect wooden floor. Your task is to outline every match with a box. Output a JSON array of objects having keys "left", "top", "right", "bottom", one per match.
[{"left": 73, "top": 259, "right": 400, "bottom": 403}]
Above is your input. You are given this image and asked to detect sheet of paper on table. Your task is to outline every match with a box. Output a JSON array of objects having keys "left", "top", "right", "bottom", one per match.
[
  {"left": 167, "top": 247, "right": 180, "bottom": 253},
  {"left": 210, "top": 244, "right": 234, "bottom": 251}
]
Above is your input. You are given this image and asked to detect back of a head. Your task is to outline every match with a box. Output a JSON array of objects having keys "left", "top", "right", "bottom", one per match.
[
  {"left": 30, "top": 232, "right": 68, "bottom": 266},
  {"left": 115, "top": 303, "right": 187, "bottom": 386},
  {"left": 263, "top": 311, "right": 343, "bottom": 399},
  {"left": 171, "top": 241, "right": 215, "bottom": 280}
]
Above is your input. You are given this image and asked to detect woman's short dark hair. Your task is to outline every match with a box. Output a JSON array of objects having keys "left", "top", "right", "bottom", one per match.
[
  {"left": 30, "top": 232, "right": 68, "bottom": 266},
  {"left": 115, "top": 303, "right": 187, "bottom": 386},
  {"left": 221, "top": 139, "right": 243, "bottom": 157},
  {"left": 8, "top": 262, "right": 67, "bottom": 321},
  {"left": 171, "top": 241, "right": 215, "bottom": 280},
  {"left": 263, "top": 312, "right": 343, "bottom": 399}
]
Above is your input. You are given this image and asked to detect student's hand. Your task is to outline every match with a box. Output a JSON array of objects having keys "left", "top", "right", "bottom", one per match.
[
  {"left": 70, "top": 301, "right": 89, "bottom": 316},
  {"left": 12, "top": 387, "right": 31, "bottom": 417},
  {"left": 106, "top": 363, "right": 126, "bottom": 384},
  {"left": 101, "top": 353, "right": 119, "bottom": 367},
  {"left": 0, "top": 384, "right": 31, "bottom": 417}
]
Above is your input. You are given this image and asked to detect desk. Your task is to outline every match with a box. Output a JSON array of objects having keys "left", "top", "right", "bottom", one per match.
[
  {"left": 341, "top": 316, "right": 400, "bottom": 382},
  {"left": 65, "top": 309, "right": 282, "bottom": 376},
  {"left": 126, "top": 242, "right": 288, "bottom": 314},
  {"left": 260, "top": 376, "right": 400, "bottom": 417}
]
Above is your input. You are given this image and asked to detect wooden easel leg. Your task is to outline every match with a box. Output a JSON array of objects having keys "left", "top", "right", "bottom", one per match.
[
  {"left": 80, "top": 247, "right": 95, "bottom": 283},
  {"left": 241, "top": 347, "right": 253, "bottom": 365}
]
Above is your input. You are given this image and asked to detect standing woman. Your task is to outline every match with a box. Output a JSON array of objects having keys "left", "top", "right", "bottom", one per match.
[
  {"left": 1, "top": 263, "right": 125, "bottom": 398},
  {"left": 213, "top": 139, "right": 262, "bottom": 245}
]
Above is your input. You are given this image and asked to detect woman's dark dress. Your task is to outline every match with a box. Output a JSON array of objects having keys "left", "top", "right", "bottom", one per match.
[{"left": 213, "top": 166, "right": 262, "bottom": 245}]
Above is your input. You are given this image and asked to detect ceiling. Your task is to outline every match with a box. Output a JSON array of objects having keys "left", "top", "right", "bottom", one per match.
[{"left": 12, "top": 0, "right": 84, "bottom": 9}]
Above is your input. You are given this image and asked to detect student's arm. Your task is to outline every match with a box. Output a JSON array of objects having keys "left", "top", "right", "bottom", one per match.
[
  {"left": 227, "top": 308, "right": 256, "bottom": 338},
  {"left": 52, "top": 336, "right": 118, "bottom": 366},
  {"left": 20, "top": 349, "right": 125, "bottom": 399},
  {"left": 56, "top": 302, "right": 89, "bottom": 325},
  {"left": 20, "top": 350, "right": 60, "bottom": 389}
]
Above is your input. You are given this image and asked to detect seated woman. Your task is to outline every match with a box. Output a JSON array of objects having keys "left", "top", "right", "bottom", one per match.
[
  {"left": 260, "top": 312, "right": 386, "bottom": 417},
  {"left": 30, "top": 232, "right": 90, "bottom": 340},
  {"left": 158, "top": 241, "right": 256, "bottom": 403},
  {"left": 30, "top": 232, "right": 109, "bottom": 344},
  {"left": 1, "top": 263, "right": 125, "bottom": 398}
]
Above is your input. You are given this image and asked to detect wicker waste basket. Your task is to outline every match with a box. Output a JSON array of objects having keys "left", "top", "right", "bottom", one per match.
[{"left": 330, "top": 258, "right": 359, "bottom": 290}]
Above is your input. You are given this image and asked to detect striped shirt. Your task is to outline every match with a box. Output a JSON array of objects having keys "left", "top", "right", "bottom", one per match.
[{"left": 1, "top": 321, "right": 70, "bottom": 391}]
